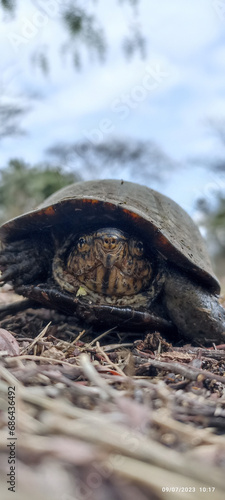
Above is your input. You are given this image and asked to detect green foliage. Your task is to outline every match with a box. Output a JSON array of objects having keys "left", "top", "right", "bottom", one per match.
[
  {"left": 62, "top": 0, "right": 146, "bottom": 64},
  {"left": 195, "top": 122, "right": 225, "bottom": 259},
  {"left": 198, "top": 195, "right": 225, "bottom": 283},
  {"left": 0, "top": 159, "right": 78, "bottom": 223},
  {"left": 210, "top": 199, "right": 225, "bottom": 228},
  {"left": 197, "top": 194, "right": 225, "bottom": 260},
  {"left": 62, "top": 6, "right": 106, "bottom": 67},
  {"left": 0, "top": 103, "right": 28, "bottom": 139},
  {"left": 207, "top": 197, "right": 225, "bottom": 255},
  {"left": 0, "top": 0, "right": 145, "bottom": 69},
  {"left": 0, "top": 0, "right": 15, "bottom": 11}
]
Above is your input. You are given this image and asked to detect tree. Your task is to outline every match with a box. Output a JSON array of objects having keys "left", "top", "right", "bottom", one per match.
[
  {"left": 0, "top": 2, "right": 174, "bottom": 223},
  {"left": 197, "top": 194, "right": 225, "bottom": 245},
  {"left": 0, "top": 102, "right": 28, "bottom": 139},
  {"left": 0, "top": 159, "right": 78, "bottom": 223},
  {"left": 0, "top": 0, "right": 146, "bottom": 70},
  {"left": 0, "top": 1, "right": 147, "bottom": 144},
  {"left": 0, "top": 139, "right": 176, "bottom": 224},
  {"left": 46, "top": 138, "right": 176, "bottom": 183},
  {"left": 195, "top": 121, "right": 225, "bottom": 264},
  {"left": 0, "top": 0, "right": 15, "bottom": 10}
]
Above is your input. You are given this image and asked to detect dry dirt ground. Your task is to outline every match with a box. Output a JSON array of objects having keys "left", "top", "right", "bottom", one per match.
[{"left": 0, "top": 286, "right": 225, "bottom": 500}]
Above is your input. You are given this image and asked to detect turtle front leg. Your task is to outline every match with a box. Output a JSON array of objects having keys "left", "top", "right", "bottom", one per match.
[
  {"left": 163, "top": 268, "right": 225, "bottom": 344},
  {"left": 0, "top": 239, "right": 52, "bottom": 289}
]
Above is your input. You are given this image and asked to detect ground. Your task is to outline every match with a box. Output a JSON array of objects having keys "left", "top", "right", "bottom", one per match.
[{"left": 0, "top": 286, "right": 225, "bottom": 500}]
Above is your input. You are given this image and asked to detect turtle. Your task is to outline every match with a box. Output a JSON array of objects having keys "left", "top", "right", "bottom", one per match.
[{"left": 0, "top": 179, "right": 225, "bottom": 344}]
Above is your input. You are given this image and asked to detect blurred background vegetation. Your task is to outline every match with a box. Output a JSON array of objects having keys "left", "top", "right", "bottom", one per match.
[
  {"left": 0, "top": 159, "right": 77, "bottom": 221},
  {"left": 0, "top": 0, "right": 224, "bottom": 288}
]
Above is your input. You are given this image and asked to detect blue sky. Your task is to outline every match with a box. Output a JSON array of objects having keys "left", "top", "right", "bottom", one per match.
[{"left": 1, "top": 0, "right": 225, "bottom": 217}]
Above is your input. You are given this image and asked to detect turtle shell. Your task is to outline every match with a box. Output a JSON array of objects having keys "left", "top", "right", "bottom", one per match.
[{"left": 0, "top": 179, "right": 219, "bottom": 293}]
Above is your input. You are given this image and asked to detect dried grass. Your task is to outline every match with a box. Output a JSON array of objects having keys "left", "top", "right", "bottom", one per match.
[{"left": 0, "top": 301, "right": 225, "bottom": 500}]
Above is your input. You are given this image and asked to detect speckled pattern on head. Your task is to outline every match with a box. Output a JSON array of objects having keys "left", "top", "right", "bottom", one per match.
[{"left": 0, "top": 179, "right": 219, "bottom": 293}]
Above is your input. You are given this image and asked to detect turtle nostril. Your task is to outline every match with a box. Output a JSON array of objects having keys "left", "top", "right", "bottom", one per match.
[
  {"left": 103, "top": 238, "right": 110, "bottom": 248},
  {"left": 101, "top": 234, "right": 119, "bottom": 250}
]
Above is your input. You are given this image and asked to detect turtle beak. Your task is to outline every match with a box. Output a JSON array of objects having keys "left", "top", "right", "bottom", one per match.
[
  {"left": 102, "top": 253, "right": 120, "bottom": 268},
  {"left": 95, "top": 235, "right": 125, "bottom": 268}
]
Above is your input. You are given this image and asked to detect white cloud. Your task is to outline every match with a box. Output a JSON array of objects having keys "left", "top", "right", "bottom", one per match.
[{"left": 140, "top": 0, "right": 221, "bottom": 58}]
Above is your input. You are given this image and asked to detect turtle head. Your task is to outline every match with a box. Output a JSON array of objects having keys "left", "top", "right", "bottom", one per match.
[{"left": 54, "top": 228, "right": 153, "bottom": 297}]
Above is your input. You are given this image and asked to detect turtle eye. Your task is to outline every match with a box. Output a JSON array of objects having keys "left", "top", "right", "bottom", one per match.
[
  {"left": 77, "top": 237, "right": 88, "bottom": 252},
  {"left": 133, "top": 240, "right": 144, "bottom": 256}
]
